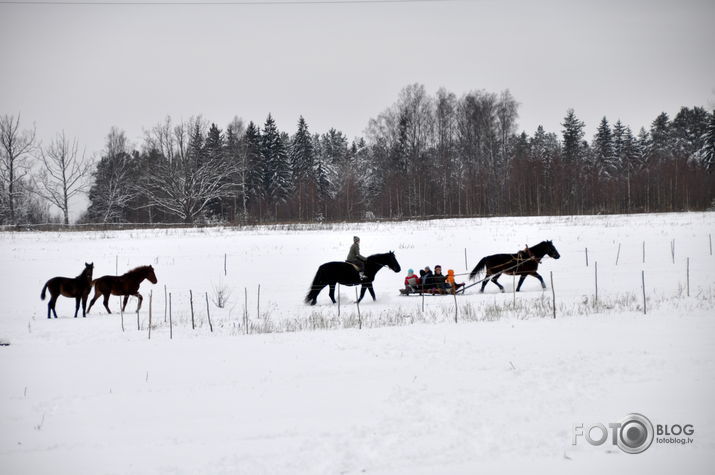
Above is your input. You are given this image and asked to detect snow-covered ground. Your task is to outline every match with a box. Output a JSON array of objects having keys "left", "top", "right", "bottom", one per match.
[{"left": 1, "top": 212, "right": 714, "bottom": 473}]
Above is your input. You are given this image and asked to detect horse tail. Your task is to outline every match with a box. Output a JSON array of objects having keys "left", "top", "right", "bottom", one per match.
[
  {"left": 305, "top": 267, "right": 324, "bottom": 304},
  {"left": 469, "top": 257, "right": 488, "bottom": 281},
  {"left": 41, "top": 282, "right": 48, "bottom": 300}
]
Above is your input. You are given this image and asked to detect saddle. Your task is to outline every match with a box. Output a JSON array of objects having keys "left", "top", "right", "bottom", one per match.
[{"left": 517, "top": 245, "right": 541, "bottom": 264}]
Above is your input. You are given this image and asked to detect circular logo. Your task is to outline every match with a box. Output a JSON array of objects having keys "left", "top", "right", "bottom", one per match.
[{"left": 617, "top": 413, "right": 654, "bottom": 454}]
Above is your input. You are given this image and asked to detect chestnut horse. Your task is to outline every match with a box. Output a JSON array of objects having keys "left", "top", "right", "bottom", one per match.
[
  {"left": 41, "top": 262, "right": 94, "bottom": 319},
  {"left": 87, "top": 265, "right": 158, "bottom": 314}
]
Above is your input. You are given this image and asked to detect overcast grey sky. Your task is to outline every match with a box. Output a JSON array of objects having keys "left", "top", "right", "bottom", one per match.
[{"left": 1, "top": 0, "right": 713, "bottom": 157}]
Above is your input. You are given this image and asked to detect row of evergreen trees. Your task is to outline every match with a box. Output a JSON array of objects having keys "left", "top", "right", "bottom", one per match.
[{"left": 3, "top": 83, "right": 714, "bottom": 225}]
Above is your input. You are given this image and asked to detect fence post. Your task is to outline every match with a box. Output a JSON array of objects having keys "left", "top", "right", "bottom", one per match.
[
  {"left": 355, "top": 287, "right": 361, "bottom": 329},
  {"left": 205, "top": 291, "right": 213, "bottom": 332},
  {"left": 642, "top": 241, "right": 645, "bottom": 264},
  {"left": 244, "top": 287, "right": 248, "bottom": 335},
  {"left": 169, "top": 292, "right": 173, "bottom": 339},
  {"left": 615, "top": 243, "right": 621, "bottom": 266},
  {"left": 686, "top": 257, "right": 690, "bottom": 297},
  {"left": 641, "top": 271, "right": 646, "bottom": 315},
  {"left": 224, "top": 253, "right": 227, "bottom": 276},
  {"left": 710, "top": 233, "right": 712, "bottom": 256},
  {"left": 453, "top": 291, "right": 458, "bottom": 323},
  {"left": 585, "top": 247, "right": 589, "bottom": 267},
  {"left": 550, "top": 271, "right": 556, "bottom": 319},
  {"left": 671, "top": 239, "right": 675, "bottom": 264},
  {"left": 164, "top": 284, "right": 167, "bottom": 322},
  {"left": 148, "top": 290, "right": 152, "bottom": 340},
  {"left": 594, "top": 261, "right": 598, "bottom": 305},
  {"left": 120, "top": 306, "right": 124, "bottom": 332},
  {"left": 257, "top": 284, "right": 261, "bottom": 319},
  {"left": 464, "top": 248, "right": 468, "bottom": 271},
  {"left": 337, "top": 283, "right": 341, "bottom": 317},
  {"left": 189, "top": 290, "right": 195, "bottom": 330}
]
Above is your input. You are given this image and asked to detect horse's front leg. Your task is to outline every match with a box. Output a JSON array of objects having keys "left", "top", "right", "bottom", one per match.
[
  {"left": 328, "top": 284, "right": 337, "bottom": 304},
  {"left": 74, "top": 297, "right": 81, "bottom": 318},
  {"left": 135, "top": 293, "right": 143, "bottom": 312},
  {"left": 358, "top": 285, "right": 368, "bottom": 303},
  {"left": 82, "top": 292, "right": 89, "bottom": 317},
  {"left": 533, "top": 272, "right": 546, "bottom": 289},
  {"left": 367, "top": 283, "right": 376, "bottom": 301},
  {"left": 516, "top": 275, "right": 527, "bottom": 292},
  {"left": 102, "top": 293, "right": 112, "bottom": 314}
]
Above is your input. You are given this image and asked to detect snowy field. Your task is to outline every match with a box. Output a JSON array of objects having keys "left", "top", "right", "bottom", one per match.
[{"left": 1, "top": 212, "right": 714, "bottom": 474}]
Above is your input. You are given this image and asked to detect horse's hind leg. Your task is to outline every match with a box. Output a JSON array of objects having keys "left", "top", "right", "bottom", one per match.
[
  {"left": 328, "top": 284, "right": 336, "bottom": 304},
  {"left": 492, "top": 274, "right": 505, "bottom": 293},
  {"left": 49, "top": 294, "right": 59, "bottom": 319},
  {"left": 516, "top": 275, "right": 527, "bottom": 292},
  {"left": 135, "top": 293, "right": 143, "bottom": 312},
  {"left": 122, "top": 295, "right": 129, "bottom": 312},
  {"left": 102, "top": 293, "right": 112, "bottom": 314}
]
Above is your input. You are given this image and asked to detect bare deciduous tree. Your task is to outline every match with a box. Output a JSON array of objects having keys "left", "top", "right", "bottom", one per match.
[
  {"left": 34, "top": 131, "right": 91, "bottom": 224},
  {"left": 0, "top": 114, "right": 36, "bottom": 224}
]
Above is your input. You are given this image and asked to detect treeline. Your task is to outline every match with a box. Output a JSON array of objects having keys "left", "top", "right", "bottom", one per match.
[{"left": 1, "top": 84, "right": 714, "bottom": 225}]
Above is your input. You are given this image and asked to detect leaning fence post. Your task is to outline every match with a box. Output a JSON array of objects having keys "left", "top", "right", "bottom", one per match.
[
  {"left": 205, "top": 291, "right": 213, "bottom": 333},
  {"left": 615, "top": 243, "right": 621, "bottom": 266},
  {"left": 189, "top": 290, "right": 195, "bottom": 330},
  {"left": 550, "top": 271, "right": 556, "bottom": 319}
]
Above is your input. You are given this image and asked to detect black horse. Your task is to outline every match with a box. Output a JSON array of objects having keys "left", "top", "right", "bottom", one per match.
[
  {"left": 305, "top": 252, "right": 401, "bottom": 305},
  {"left": 40, "top": 262, "right": 94, "bottom": 319},
  {"left": 469, "top": 241, "right": 560, "bottom": 293}
]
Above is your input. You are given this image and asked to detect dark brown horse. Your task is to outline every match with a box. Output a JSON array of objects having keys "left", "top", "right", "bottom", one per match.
[
  {"left": 41, "top": 262, "right": 94, "bottom": 319},
  {"left": 469, "top": 240, "right": 560, "bottom": 293},
  {"left": 87, "top": 265, "right": 158, "bottom": 314}
]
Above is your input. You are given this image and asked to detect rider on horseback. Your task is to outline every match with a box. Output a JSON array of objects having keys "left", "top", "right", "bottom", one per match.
[{"left": 346, "top": 236, "right": 368, "bottom": 281}]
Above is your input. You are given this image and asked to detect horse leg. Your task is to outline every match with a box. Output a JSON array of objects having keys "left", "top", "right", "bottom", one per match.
[
  {"left": 516, "top": 275, "right": 527, "bottom": 292},
  {"left": 533, "top": 272, "right": 547, "bottom": 289},
  {"left": 82, "top": 293, "right": 89, "bottom": 317},
  {"left": 74, "top": 297, "right": 81, "bottom": 318},
  {"left": 135, "top": 293, "right": 143, "bottom": 312},
  {"left": 358, "top": 285, "right": 368, "bottom": 303},
  {"left": 102, "top": 293, "right": 112, "bottom": 314},
  {"left": 480, "top": 272, "right": 491, "bottom": 293},
  {"left": 368, "top": 283, "right": 376, "bottom": 301},
  {"left": 47, "top": 294, "right": 60, "bottom": 318},
  {"left": 87, "top": 288, "right": 101, "bottom": 313},
  {"left": 122, "top": 295, "right": 129, "bottom": 312},
  {"left": 492, "top": 274, "right": 505, "bottom": 293},
  {"left": 328, "top": 284, "right": 336, "bottom": 304}
]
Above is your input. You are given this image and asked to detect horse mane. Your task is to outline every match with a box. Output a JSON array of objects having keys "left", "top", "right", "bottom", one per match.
[{"left": 124, "top": 265, "right": 152, "bottom": 276}]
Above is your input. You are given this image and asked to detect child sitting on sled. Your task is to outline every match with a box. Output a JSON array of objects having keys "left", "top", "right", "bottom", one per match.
[
  {"left": 446, "top": 269, "right": 465, "bottom": 294},
  {"left": 402, "top": 269, "right": 420, "bottom": 294}
]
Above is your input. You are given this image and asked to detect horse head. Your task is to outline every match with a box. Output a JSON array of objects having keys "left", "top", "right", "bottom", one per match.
[
  {"left": 83, "top": 262, "right": 94, "bottom": 282},
  {"left": 386, "top": 251, "right": 401, "bottom": 273},
  {"left": 545, "top": 240, "right": 561, "bottom": 259},
  {"left": 147, "top": 265, "right": 158, "bottom": 284}
]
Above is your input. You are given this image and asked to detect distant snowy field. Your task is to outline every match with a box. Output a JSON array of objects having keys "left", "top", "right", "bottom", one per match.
[{"left": 1, "top": 213, "right": 714, "bottom": 474}]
